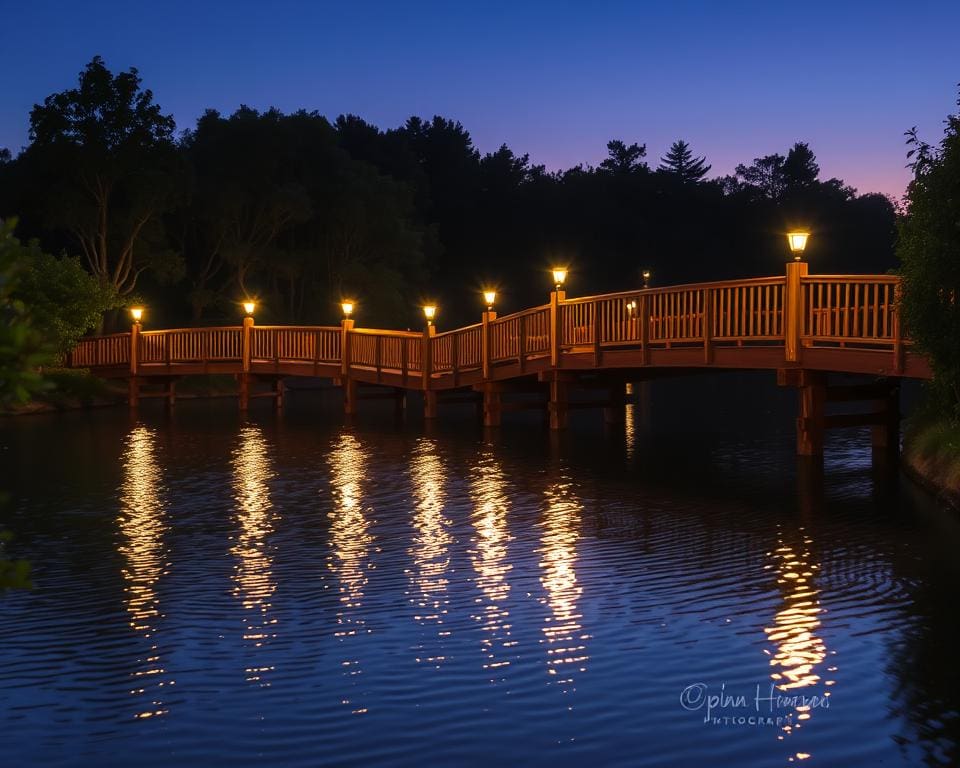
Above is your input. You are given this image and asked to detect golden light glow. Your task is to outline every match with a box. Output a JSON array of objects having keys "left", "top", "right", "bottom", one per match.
[
  {"left": 231, "top": 424, "right": 278, "bottom": 686},
  {"left": 242, "top": 300, "right": 256, "bottom": 316},
  {"left": 539, "top": 475, "right": 589, "bottom": 695},
  {"left": 341, "top": 300, "right": 355, "bottom": 318},
  {"left": 787, "top": 231, "right": 810, "bottom": 257},
  {"left": 483, "top": 290, "right": 497, "bottom": 310},
  {"left": 119, "top": 424, "right": 172, "bottom": 719},
  {"left": 423, "top": 304, "right": 437, "bottom": 323},
  {"left": 642, "top": 269, "right": 652, "bottom": 287},
  {"left": 327, "top": 431, "right": 373, "bottom": 714},
  {"left": 469, "top": 451, "right": 515, "bottom": 679},
  {"left": 763, "top": 526, "right": 833, "bottom": 738},
  {"left": 408, "top": 438, "right": 451, "bottom": 667},
  {"left": 626, "top": 299, "right": 637, "bottom": 314},
  {"left": 552, "top": 267, "right": 568, "bottom": 289},
  {"left": 130, "top": 307, "right": 144, "bottom": 322}
]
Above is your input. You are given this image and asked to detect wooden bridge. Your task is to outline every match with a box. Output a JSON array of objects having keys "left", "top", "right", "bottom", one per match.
[{"left": 68, "top": 263, "right": 931, "bottom": 456}]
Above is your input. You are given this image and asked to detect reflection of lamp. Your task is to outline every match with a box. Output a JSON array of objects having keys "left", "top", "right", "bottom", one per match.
[
  {"left": 242, "top": 301, "right": 256, "bottom": 316},
  {"left": 341, "top": 300, "right": 355, "bottom": 319},
  {"left": 483, "top": 290, "right": 496, "bottom": 312},
  {"left": 423, "top": 305, "right": 437, "bottom": 326},
  {"left": 626, "top": 299, "right": 637, "bottom": 315},
  {"left": 552, "top": 267, "right": 567, "bottom": 292},
  {"left": 130, "top": 307, "right": 144, "bottom": 323},
  {"left": 642, "top": 269, "right": 651, "bottom": 288},
  {"left": 787, "top": 231, "right": 810, "bottom": 261}
]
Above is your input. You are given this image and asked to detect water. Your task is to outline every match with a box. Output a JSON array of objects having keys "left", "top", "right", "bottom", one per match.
[{"left": 1, "top": 374, "right": 958, "bottom": 767}]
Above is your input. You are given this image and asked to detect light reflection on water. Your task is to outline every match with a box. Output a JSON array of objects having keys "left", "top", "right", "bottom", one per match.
[
  {"left": 326, "top": 431, "right": 373, "bottom": 714},
  {"left": 468, "top": 450, "right": 515, "bottom": 679},
  {"left": 118, "top": 424, "right": 172, "bottom": 720},
  {"left": 231, "top": 423, "right": 278, "bottom": 686},
  {"left": 539, "top": 473, "right": 589, "bottom": 698},
  {"left": 407, "top": 437, "right": 452, "bottom": 667}
]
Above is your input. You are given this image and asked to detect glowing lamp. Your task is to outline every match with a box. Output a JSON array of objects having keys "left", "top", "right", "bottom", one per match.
[
  {"left": 483, "top": 290, "right": 496, "bottom": 311},
  {"left": 642, "top": 269, "right": 652, "bottom": 288},
  {"left": 787, "top": 231, "right": 810, "bottom": 260},
  {"left": 130, "top": 307, "right": 144, "bottom": 322},
  {"left": 341, "top": 300, "right": 355, "bottom": 318},
  {"left": 423, "top": 304, "right": 437, "bottom": 324},
  {"left": 552, "top": 267, "right": 568, "bottom": 291},
  {"left": 242, "top": 301, "right": 256, "bottom": 316}
]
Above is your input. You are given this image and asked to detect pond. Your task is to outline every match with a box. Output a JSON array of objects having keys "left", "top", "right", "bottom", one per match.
[{"left": 1, "top": 374, "right": 958, "bottom": 767}]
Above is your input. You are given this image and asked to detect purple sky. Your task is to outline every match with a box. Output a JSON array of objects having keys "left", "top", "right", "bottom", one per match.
[{"left": 2, "top": 1, "right": 958, "bottom": 199}]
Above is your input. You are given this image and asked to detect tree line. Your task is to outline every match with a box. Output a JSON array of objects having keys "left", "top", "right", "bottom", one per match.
[{"left": 0, "top": 56, "right": 899, "bottom": 332}]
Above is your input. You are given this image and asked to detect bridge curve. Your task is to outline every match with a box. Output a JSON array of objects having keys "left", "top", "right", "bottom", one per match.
[{"left": 67, "top": 266, "right": 931, "bottom": 455}]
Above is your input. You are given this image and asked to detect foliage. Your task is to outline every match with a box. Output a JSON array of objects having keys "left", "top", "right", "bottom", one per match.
[
  {"left": 0, "top": 219, "right": 50, "bottom": 406},
  {"left": 13, "top": 241, "right": 121, "bottom": 358},
  {"left": 898, "top": 91, "right": 960, "bottom": 421}
]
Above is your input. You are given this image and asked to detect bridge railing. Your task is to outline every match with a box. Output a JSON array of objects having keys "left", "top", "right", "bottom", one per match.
[
  {"left": 801, "top": 275, "right": 900, "bottom": 346},
  {"left": 66, "top": 270, "right": 914, "bottom": 381},
  {"left": 251, "top": 326, "right": 341, "bottom": 363}
]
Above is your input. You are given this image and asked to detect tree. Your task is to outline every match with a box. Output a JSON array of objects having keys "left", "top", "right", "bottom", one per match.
[
  {"left": 732, "top": 153, "right": 786, "bottom": 200},
  {"left": 19, "top": 56, "right": 181, "bottom": 298},
  {"left": 600, "top": 140, "right": 647, "bottom": 174},
  {"left": 659, "top": 140, "right": 711, "bottom": 182},
  {"left": 13, "top": 242, "right": 121, "bottom": 359},
  {"left": 898, "top": 98, "right": 960, "bottom": 419},
  {"left": 783, "top": 142, "right": 820, "bottom": 189}
]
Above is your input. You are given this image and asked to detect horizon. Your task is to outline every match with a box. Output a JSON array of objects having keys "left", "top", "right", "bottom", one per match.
[{"left": 2, "top": 1, "right": 959, "bottom": 200}]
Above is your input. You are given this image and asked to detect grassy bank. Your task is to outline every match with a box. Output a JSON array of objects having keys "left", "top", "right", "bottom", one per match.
[{"left": 904, "top": 416, "right": 960, "bottom": 509}]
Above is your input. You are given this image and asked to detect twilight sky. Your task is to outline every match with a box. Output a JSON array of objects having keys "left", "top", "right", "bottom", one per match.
[{"left": 2, "top": 0, "right": 958, "bottom": 199}]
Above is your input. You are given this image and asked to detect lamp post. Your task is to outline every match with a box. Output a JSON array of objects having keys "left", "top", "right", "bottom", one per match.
[
  {"left": 423, "top": 304, "right": 437, "bottom": 328},
  {"left": 341, "top": 300, "right": 355, "bottom": 319},
  {"left": 642, "top": 269, "right": 651, "bottom": 289},
  {"left": 483, "top": 290, "right": 496, "bottom": 312},
  {"left": 130, "top": 307, "right": 144, "bottom": 325},
  {"left": 242, "top": 300, "right": 256, "bottom": 317},
  {"left": 787, "top": 231, "right": 810, "bottom": 261}
]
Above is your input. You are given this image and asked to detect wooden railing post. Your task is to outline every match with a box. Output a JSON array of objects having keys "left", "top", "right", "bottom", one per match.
[
  {"left": 341, "top": 318, "right": 356, "bottom": 415},
  {"left": 129, "top": 321, "right": 140, "bottom": 408},
  {"left": 785, "top": 261, "right": 808, "bottom": 362},
  {"left": 702, "top": 288, "right": 713, "bottom": 364},
  {"left": 481, "top": 310, "right": 496, "bottom": 380},
  {"left": 423, "top": 324, "right": 437, "bottom": 418},
  {"left": 240, "top": 315, "right": 253, "bottom": 410},
  {"left": 639, "top": 293, "right": 650, "bottom": 365},
  {"left": 550, "top": 289, "right": 565, "bottom": 368},
  {"left": 893, "top": 280, "right": 904, "bottom": 374}
]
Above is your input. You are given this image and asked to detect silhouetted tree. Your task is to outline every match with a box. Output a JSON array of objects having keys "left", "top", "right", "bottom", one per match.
[
  {"left": 783, "top": 142, "right": 820, "bottom": 189},
  {"left": 731, "top": 153, "right": 786, "bottom": 200},
  {"left": 659, "top": 140, "right": 710, "bottom": 182},
  {"left": 17, "top": 57, "right": 181, "bottom": 299},
  {"left": 600, "top": 140, "right": 648, "bottom": 174}
]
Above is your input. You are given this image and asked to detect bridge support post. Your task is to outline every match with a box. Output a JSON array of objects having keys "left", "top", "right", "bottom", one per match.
[
  {"left": 779, "top": 369, "right": 827, "bottom": 456},
  {"left": 604, "top": 381, "right": 626, "bottom": 424},
  {"left": 274, "top": 379, "right": 284, "bottom": 411},
  {"left": 871, "top": 378, "right": 901, "bottom": 453},
  {"left": 424, "top": 391, "right": 438, "bottom": 419},
  {"left": 481, "top": 309, "right": 496, "bottom": 380},
  {"left": 548, "top": 376, "right": 568, "bottom": 430},
  {"left": 481, "top": 383, "right": 501, "bottom": 427}
]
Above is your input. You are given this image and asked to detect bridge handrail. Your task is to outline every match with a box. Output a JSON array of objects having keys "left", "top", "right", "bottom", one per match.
[{"left": 560, "top": 275, "right": 788, "bottom": 305}]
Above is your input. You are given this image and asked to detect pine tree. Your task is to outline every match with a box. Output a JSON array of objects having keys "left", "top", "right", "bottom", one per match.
[{"left": 659, "top": 140, "right": 711, "bottom": 182}]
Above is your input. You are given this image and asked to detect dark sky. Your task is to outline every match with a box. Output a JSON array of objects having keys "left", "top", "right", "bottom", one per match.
[{"left": 2, "top": 0, "right": 958, "bottom": 198}]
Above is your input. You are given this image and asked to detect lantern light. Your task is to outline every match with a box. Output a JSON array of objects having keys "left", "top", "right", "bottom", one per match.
[
  {"left": 787, "top": 231, "right": 810, "bottom": 260},
  {"left": 552, "top": 267, "right": 568, "bottom": 291},
  {"left": 423, "top": 304, "right": 437, "bottom": 324},
  {"left": 242, "top": 300, "right": 256, "bottom": 316},
  {"left": 483, "top": 290, "right": 496, "bottom": 311},
  {"left": 130, "top": 307, "right": 144, "bottom": 323},
  {"left": 642, "top": 269, "right": 652, "bottom": 288},
  {"left": 341, "top": 300, "right": 355, "bottom": 318}
]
